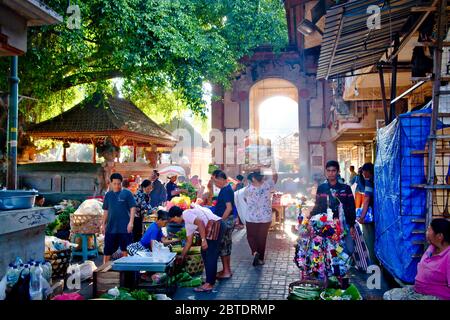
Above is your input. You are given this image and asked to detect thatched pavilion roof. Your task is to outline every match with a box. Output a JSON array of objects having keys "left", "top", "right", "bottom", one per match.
[{"left": 27, "top": 93, "right": 177, "bottom": 150}]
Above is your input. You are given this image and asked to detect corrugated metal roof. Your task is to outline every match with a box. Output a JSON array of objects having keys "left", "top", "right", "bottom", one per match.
[{"left": 317, "top": 0, "right": 420, "bottom": 80}]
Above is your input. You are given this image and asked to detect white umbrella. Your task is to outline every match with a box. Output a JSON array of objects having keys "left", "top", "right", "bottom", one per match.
[{"left": 158, "top": 165, "right": 186, "bottom": 177}]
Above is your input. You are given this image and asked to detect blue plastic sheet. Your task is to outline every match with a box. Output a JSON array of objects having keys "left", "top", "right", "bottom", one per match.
[{"left": 374, "top": 107, "right": 432, "bottom": 283}]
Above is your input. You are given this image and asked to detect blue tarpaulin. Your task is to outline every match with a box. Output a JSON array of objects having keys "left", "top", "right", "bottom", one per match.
[{"left": 374, "top": 106, "right": 433, "bottom": 283}]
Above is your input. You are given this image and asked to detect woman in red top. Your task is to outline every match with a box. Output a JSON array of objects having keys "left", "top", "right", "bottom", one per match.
[{"left": 384, "top": 218, "right": 450, "bottom": 300}]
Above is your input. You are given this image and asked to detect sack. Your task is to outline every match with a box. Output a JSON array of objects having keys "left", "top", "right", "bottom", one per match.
[
  {"left": 206, "top": 220, "right": 221, "bottom": 241},
  {"left": 0, "top": 275, "right": 7, "bottom": 300},
  {"left": 356, "top": 207, "right": 374, "bottom": 223}
]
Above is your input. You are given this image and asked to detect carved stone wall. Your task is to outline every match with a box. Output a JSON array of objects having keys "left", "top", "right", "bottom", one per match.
[{"left": 212, "top": 50, "right": 337, "bottom": 179}]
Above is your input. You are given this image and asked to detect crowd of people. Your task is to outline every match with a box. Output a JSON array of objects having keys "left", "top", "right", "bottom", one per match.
[
  {"left": 97, "top": 162, "right": 449, "bottom": 299},
  {"left": 98, "top": 167, "right": 277, "bottom": 291}
]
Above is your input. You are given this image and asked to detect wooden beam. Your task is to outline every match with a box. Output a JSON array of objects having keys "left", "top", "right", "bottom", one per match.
[
  {"left": 62, "top": 144, "right": 67, "bottom": 162},
  {"left": 413, "top": 41, "right": 450, "bottom": 47},
  {"left": 389, "top": 0, "right": 439, "bottom": 63},
  {"left": 325, "top": 7, "right": 345, "bottom": 80},
  {"left": 411, "top": 6, "right": 437, "bottom": 12},
  {"left": 411, "top": 6, "right": 450, "bottom": 12},
  {"left": 92, "top": 139, "right": 97, "bottom": 164},
  {"left": 389, "top": 35, "right": 400, "bottom": 123},
  {"left": 378, "top": 66, "right": 390, "bottom": 125}
]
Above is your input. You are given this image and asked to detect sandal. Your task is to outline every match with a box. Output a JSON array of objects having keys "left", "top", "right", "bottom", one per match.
[
  {"left": 252, "top": 252, "right": 260, "bottom": 267},
  {"left": 217, "top": 273, "right": 232, "bottom": 279},
  {"left": 194, "top": 285, "right": 213, "bottom": 292}
]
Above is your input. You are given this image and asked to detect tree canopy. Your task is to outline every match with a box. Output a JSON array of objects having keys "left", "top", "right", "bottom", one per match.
[{"left": 0, "top": 0, "right": 288, "bottom": 123}]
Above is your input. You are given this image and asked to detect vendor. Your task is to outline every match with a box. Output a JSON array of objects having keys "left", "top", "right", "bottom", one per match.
[
  {"left": 35, "top": 195, "right": 45, "bottom": 207},
  {"left": 200, "top": 178, "right": 215, "bottom": 206},
  {"left": 127, "top": 210, "right": 176, "bottom": 255},
  {"left": 310, "top": 160, "right": 356, "bottom": 255},
  {"left": 169, "top": 205, "right": 224, "bottom": 292},
  {"left": 133, "top": 179, "right": 153, "bottom": 242},
  {"left": 166, "top": 174, "right": 187, "bottom": 201},
  {"left": 384, "top": 218, "right": 450, "bottom": 300}
]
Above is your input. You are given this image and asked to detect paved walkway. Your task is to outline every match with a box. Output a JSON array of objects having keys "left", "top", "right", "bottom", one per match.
[
  {"left": 173, "top": 219, "right": 391, "bottom": 300},
  {"left": 69, "top": 219, "right": 391, "bottom": 300},
  {"left": 173, "top": 224, "right": 299, "bottom": 300}
]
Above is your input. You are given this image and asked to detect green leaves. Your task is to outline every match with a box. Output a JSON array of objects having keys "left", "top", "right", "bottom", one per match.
[{"left": 0, "top": 0, "right": 288, "bottom": 118}]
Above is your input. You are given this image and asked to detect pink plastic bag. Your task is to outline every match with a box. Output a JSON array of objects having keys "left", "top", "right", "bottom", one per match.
[{"left": 52, "top": 293, "right": 84, "bottom": 300}]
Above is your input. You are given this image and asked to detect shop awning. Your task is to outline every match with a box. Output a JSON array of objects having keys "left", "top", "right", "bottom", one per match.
[{"left": 317, "top": 0, "right": 421, "bottom": 80}]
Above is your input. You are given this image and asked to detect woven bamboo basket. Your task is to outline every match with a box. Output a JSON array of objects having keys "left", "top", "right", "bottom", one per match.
[
  {"left": 44, "top": 249, "right": 72, "bottom": 279},
  {"left": 185, "top": 254, "right": 204, "bottom": 275},
  {"left": 70, "top": 214, "right": 102, "bottom": 234}
]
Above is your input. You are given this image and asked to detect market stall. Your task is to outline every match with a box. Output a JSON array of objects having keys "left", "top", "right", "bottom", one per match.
[{"left": 289, "top": 206, "right": 363, "bottom": 300}]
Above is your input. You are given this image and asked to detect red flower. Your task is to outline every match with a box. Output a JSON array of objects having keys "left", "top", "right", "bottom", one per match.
[{"left": 320, "top": 215, "right": 327, "bottom": 222}]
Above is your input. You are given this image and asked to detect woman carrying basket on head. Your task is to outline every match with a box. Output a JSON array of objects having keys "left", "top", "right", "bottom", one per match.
[{"left": 169, "top": 205, "right": 225, "bottom": 292}]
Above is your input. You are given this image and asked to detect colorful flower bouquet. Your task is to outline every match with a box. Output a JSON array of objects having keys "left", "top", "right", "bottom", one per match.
[{"left": 295, "top": 212, "right": 351, "bottom": 280}]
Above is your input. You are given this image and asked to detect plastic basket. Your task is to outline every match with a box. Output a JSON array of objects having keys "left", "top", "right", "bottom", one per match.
[
  {"left": 44, "top": 249, "right": 72, "bottom": 279},
  {"left": 70, "top": 214, "right": 102, "bottom": 234}
]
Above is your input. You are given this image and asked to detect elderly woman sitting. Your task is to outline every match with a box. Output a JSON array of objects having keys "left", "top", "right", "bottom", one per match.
[{"left": 384, "top": 218, "right": 450, "bottom": 300}]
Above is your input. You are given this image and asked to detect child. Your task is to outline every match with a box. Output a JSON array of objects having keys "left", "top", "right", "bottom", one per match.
[{"left": 127, "top": 210, "right": 177, "bottom": 255}]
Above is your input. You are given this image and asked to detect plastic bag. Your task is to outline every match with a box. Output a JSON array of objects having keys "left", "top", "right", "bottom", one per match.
[
  {"left": 107, "top": 287, "right": 120, "bottom": 298},
  {"left": 0, "top": 275, "right": 6, "bottom": 300},
  {"left": 79, "top": 261, "right": 97, "bottom": 281},
  {"left": 73, "top": 199, "right": 103, "bottom": 216},
  {"left": 40, "top": 276, "right": 53, "bottom": 299},
  {"left": 97, "top": 234, "right": 105, "bottom": 254},
  {"left": 154, "top": 294, "right": 172, "bottom": 300},
  {"left": 52, "top": 293, "right": 84, "bottom": 300},
  {"left": 356, "top": 207, "right": 374, "bottom": 223},
  {"left": 45, "top": 236, "right": 77, "bottom": 252},
  {"left": 152, "top": 241, "right": 171, "bottom": 261}
]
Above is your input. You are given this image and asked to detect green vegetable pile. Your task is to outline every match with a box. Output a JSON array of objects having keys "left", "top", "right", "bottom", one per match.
[
  {"left": 130, "top": 289, "right": 152, "bottom": 301},
  {"left": 287, "top": 283, "right": 322, "bottom": 300},
  {"left": 171, "top": 245, "right": 201, "bottom": 255},
  {"left": 169, "top": 272, "right": 202, "bottom": 287},
  {"left": 321, "top": 284, "right": 362, "bottom": 300},
  {"left": 45, "top": 202, "right": 76, "bottom": 236},
  {"left": 175, "top": 229, "right": 187, "bottom": 241},
  {"left": 177, "top": 182, "right": 198, "bottom": 201}
]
